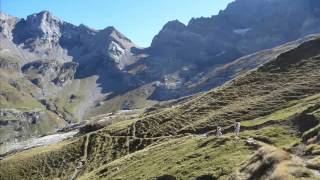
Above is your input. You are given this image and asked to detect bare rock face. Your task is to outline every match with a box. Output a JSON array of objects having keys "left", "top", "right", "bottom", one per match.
[
  {"left": 0, "top": 109, "right": 44, "bottom": 143},
  {"left": 9, "top": 11, "right": 72, "bottom": 62},
  {"left": 0, "top": 57, "right": 19, "bottom": 71},
  {"left": 1, "top": 11, "right": 137, "bottom": 67},
  {"left": 151, "top": 0, "right": 320, "bottom": 56},
  {"left": 22, "top": 60, "right": 78, "bottom": 88},
  {"left": 0, "top": 13, "right": 19, "bottom": 40},
  {"left": 14, "top": 11, "right": 62, "bottom": 45},
  {"left": 0, "top": 11, "right": 139, "bottom": 117},
  {"left": 2, "top": 0, "right": 320, "bottom": 103},
  {"left": 1, "top": 0, "right": 320, "bottom": 144},
  {"left": 135, "top": 0, "right": 320, "bottom": 100}
]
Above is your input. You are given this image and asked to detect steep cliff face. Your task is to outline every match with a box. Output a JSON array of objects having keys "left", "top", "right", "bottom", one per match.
[
  {"left": 0, "top": 13, "right": 19, "bottom": 40},
  {"left": 0, "top": 56, "right": 66, "bottom": 144},
  {"left": 151, "top": 0, "right": 320, "bottom": 55},
  {"left": 2, "top": 11, "right": 138, "bottom": 67},
  {"left": 2, "top": 35, "right": 320, "bottom": 180},
  {"left": 0, "top": 10, "right": 141, "bottom": 117},
  {"left": 2, "top": 0, "right": 320, "bottom": 104},
  {"left": 1, "top": 0, "right": 320, "bottom": 143},
  {"left": 138, "top": 0, "right": 320, "bottom": 100},
  {"left": 22, "top": 60, "right": 78, "bottom": 88}
]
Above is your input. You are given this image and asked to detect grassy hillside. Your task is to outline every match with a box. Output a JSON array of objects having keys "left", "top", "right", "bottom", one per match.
[
  {"left": 1, "top": 37, "right": 320, "bottom": 179},
  {"left": 0, "top": 138, "right": 84, "bottom": 180},
  {"left": 0, "top": 79, "right": 42, "bottom": 110},
  {"left": 129, "top": 38, "right": 320, "bottom": 138},
  {"left": 0, "top": 57, "right": 42, "bottom": 110},
  {"left": 87, "top": 83, "right": 158, "bottom": 118},
  {"left": 0, "top": 57, "right": 67, "bottom": 143}
]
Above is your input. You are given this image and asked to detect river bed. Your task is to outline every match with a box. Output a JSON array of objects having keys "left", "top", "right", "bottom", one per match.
[{"left": 0, "top": 130, "right": 78, "bottom": 158}]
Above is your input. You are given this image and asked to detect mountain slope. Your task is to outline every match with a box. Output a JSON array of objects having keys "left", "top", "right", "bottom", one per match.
[
  {"left": 1, "top": 34, "right": 320, "bottom": 180},
  {"left": 0, "top": 56, "right": 66, "bottom": 143},
  {"left": 1, "top": 0, "right": 320, "bottom": 146},
  {"left": 75, "top": 34, "right": 320, "bottom": 179},
  {"left": 0, "top": 11, "right": 146, "bottom": 144},
  {"left": 134, "top": 0, "right": 320, "bottom": 100},
  {"left": 129, "top": 37, "right": 320, "bottom": 138}
]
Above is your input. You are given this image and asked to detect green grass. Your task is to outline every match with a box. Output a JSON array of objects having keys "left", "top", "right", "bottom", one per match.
[
  {"left": 241, "top": 126, "right": 300, "bottom": 148},
  {"left": 80, "top": 124, "right": 301, "bottom": 180},
  {"left": 131, "top": 51, "right": 320, "bottom": 137},
  {"left": 101, "top": 118, "right": 138, "bottom": 134},
  {"left": 0, "top": 138, "right": 85, "bottom": 180},
  {"left": 80, "top": 136, "right": 253, "bottom": 180},
  {"left": 0, "top": 80, "right": 43, "bottom": 110},
  {"left": 52, "top": 77, "right": 97, "bottom": 121},
  {"left": 88, "top": 84, "right": 158, "bottom": 118},
  {"left": 242, "top": 93, "right": 320, "bottom": 127},
  {"left": 0, "top": 124, "right": 306, "bottom": 180},
  {"left": 2, "top": 38, "right": 320, "bottom": 179},
  {"left": 0, "top": 110, "right": 66, "bottom": 143},
  {"left": 29, "top": 110, "right": 67, "bottom": 136}
]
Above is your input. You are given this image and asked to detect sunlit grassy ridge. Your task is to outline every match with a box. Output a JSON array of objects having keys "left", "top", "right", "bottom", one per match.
[
  {"left": 0, "top": 138, "right": 84, "bottom": 180},
  {"left": 80, "top": 136, "right": 253, "bottom": 180},
  {"left": 241, "top": 93, "right": 320, "bottom": 127},
  {"left": 80, "top": 124, "right": 304, "bottom": 180},
  {"left": 0, "top": 57, "right": 68, "bottom": 143},
  {"left": 128, "top": 38, "right": 320, "bottom": 138},
  {"left": 1, "top": 37, "right": 320, "bottom": 179},
  {"left": 0, "top": 79, "right": 42, "bottom": 110}
]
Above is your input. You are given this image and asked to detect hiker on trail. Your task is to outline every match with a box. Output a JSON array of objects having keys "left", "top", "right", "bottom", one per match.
[
  {"left": 216, "top": 126, "right": 223, "bottom": 137},
  {"left": 317, "top": 132, "right": 320, "bottom": 143},
  {"left": 234, "top": 122, "right": 241, "bottom": 136}
]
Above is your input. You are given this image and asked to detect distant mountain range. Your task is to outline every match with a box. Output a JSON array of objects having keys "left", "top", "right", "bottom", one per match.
[
  {"left": 1, "top": 0, "right": 320, "bottom": 144},
  {"left": 2, "top": 23, "right": 320, "bottom": 180}
]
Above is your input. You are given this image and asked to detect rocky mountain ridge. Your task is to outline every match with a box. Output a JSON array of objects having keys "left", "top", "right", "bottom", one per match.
[
  {"left": 1, "top": 0, "right": 320, "bottom": 144},
  {"left": 142, "top": 0, "right": 320, "bottom": 99},
  {"left": 1, "top": 33, "right": 320, "bottom": 180}
]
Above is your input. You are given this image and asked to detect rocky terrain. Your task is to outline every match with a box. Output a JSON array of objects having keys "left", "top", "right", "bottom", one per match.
[
  {"left": 0, "top": 130, "right": 78, "bottom": 158},
  {"left": 1, "top": 0, "right": 320, "bottom": 145},
  {"left": 1, "top": 0, "right": 320, "bottom": 178},
  {"left": 1, "top": 34, "right": 320, "bottom": 179},
  {"left": 139, "top": 0, "right": 320, "bottom": 100}
]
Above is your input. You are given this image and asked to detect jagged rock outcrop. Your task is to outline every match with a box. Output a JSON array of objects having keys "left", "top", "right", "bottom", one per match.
[
  {"left": 0, "top": 57, "right": 19, "bottom": 71},
  {"left": 134, "top": 0, "right": 320, "bottom": 100},
  {"left": 0, "top": 108, "right": 44, "bottom": 143},
  {"left": 2, "top": 0, "right": 320, "bottom": 104},
  {"left": 1, "top": 0, "right": 320, "bottom": 144},
  {"left": 0, "top": 13, "right": 19, "bottom": 40},
  {"left": 0, "top": 10, "right": 141, "bottom": 123},
  {"left": 234, "top": 145, "right": 318, "bottom": 180},
  {"left": 2, "top": 24, "right": 320, "bottom": 180},
  {"left": 22, "top": 60, "right": 78, "bottom": 88}
]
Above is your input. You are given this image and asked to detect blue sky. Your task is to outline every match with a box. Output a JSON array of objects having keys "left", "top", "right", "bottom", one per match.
[{"left": 2, "top": 0, "right": 233, "bottom": 47}]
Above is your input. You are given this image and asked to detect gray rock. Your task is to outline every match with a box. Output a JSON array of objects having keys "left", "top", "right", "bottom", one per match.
[
  {"left": 1, "top": 0, "right": 320, "bottom": 145},
  {"left": 22, "top": 60, "right": 78, "bottom": 88}
]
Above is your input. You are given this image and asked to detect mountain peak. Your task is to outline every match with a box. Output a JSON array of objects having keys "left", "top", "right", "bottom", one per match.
[
  {"left": 0, "top": 12, "right": 20, "bottom": 39},
  {"left": 78, "top": 24, "right": 97, "bottom": 32},
  {"left": 38, "top": 10, "right": 53, "bottom": 16},
  {"left": 21, "top": 10, "right": 63, "bottom": 42},
  {"left": 162, "top": 20, "right": 186, "bottom": 31},
  {"left": 27, "top": 10, "right": 61, "bottom": 23},
  {"left": 101, "top": 26, "right": 117, "bottom": 34},
  {"left": 100, "top": 26, "right": 133, "bottom": 44},
  {"left": 150, "top": 20, "right": 186, "bottom": 48},
  {"left": 0, "top": 12, "right": 18, "bottom": 20}
]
